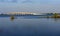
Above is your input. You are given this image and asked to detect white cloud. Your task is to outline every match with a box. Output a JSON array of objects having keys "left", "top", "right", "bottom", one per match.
[{"left": 22, "top": 0, "right": 33, "bottom": 3}]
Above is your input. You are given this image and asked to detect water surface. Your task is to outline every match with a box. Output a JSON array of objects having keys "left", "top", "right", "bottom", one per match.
[{"left": 0, "top": 16, "right": 60, "bottom": 36}]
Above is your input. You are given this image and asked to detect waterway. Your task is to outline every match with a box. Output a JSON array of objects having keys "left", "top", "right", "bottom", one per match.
[{"left": 0, "top": 16, "right": 60, "bottom": 36}]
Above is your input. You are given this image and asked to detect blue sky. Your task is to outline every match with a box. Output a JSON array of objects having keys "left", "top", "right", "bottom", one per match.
[{"left": 0, "top": 0, "right": 60, "bottom": 13}]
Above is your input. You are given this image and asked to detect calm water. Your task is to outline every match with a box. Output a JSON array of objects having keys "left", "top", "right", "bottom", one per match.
[{"left": 0, "top": 16, "right": 60, "bottom": 36}]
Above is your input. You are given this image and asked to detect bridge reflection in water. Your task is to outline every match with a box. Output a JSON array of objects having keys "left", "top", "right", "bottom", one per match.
[{"left": 9, "top": 15, "right": 60, "bottom": 22}]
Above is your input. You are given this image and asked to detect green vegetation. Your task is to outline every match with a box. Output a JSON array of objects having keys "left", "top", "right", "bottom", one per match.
[
  {"left": 54, "top": 13, "right": 58, "bottom": 18},
  {"left": 51, "top": 13, "right": 60, "bottom": 18},
  {"left": 10, "top": 16, "right": 14, "bottom": 19}
]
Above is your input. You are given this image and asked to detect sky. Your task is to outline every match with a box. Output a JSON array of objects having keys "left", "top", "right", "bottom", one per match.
[{"left": 0, "top": 0, "right": 60, "bottom": 13}]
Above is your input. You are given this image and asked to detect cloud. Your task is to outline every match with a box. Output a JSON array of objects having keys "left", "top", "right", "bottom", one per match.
[
  {"left": 9, "top": 0, "right": 17, "bottom": 3},
  {"left": 22, "top": 0, "right": 33, "bottom": 3},
  {"left": 0, "top": 0, "right": 17, "bottom": 3}
]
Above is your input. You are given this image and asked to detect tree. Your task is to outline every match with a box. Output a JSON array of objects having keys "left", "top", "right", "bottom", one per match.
[{"left": 54, "top": 13, "right": 58, "bottom": 18}]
